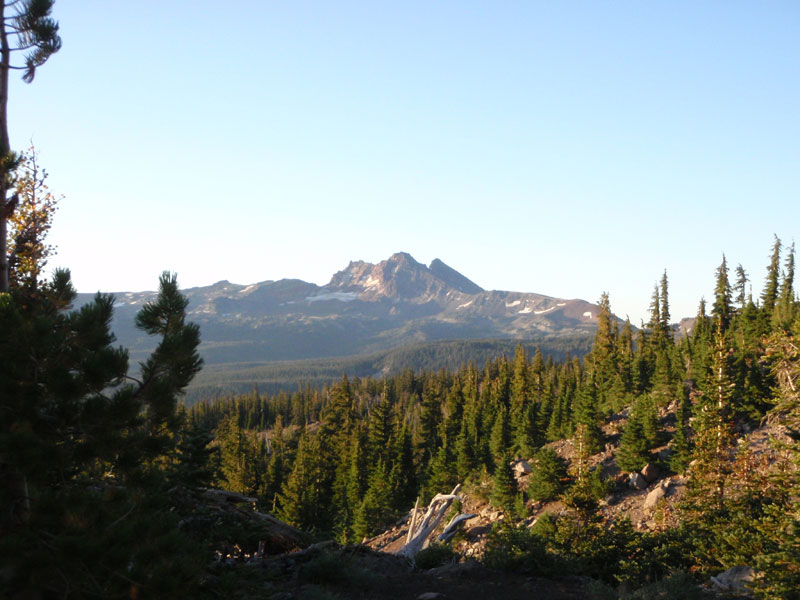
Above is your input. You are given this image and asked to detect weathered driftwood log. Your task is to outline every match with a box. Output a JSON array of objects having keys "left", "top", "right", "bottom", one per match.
[
  {"left": 396, "top": 484, "right": 474, "bottom": 561},
  {"left": 436, "top": 512, "right": 477, "bottom": 543}
]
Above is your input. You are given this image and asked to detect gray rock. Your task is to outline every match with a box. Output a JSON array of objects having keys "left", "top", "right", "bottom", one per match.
[
  {"left": 710, "top": 565, "right": 755, "bottom": 594},
  {"left": 644, "top": 480, "right": 670, "bottom": 510},
  {"left": 629, "top": 472, "right": 647, "bottom": 490},
  {"left": 513, "top": 460, "right": 532, "bottom": 475},
  {"left": 417, "top": 593, "right": 446, "bottom": 600}
]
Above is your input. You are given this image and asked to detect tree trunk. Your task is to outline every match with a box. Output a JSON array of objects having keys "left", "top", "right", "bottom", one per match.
[
  {"left": 0, "top": 0, "right": 12, "bottom": 292},
  {"left": 396, "top": 484, "right": 475, "bottom": 562}
]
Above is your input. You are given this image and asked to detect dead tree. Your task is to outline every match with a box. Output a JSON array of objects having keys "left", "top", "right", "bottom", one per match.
[{"left": 396, "top": 484, "right": 476, "bottom": 561}]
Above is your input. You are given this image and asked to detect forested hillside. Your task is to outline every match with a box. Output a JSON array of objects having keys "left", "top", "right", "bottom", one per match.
[{"left": 186, "top": 237, "right": 800, "bottom": 598}]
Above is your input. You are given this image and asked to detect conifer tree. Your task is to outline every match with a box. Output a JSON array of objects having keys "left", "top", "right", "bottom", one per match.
[
  {"left": 761, "top": 235, "right": 782, "bottom": 317},
  {"left": 689, "top": 319, "right": 735, "bottom": 511},
  {"left": 527, "top": 447, "right": 568, "bottom": 502},
  {"left": 669, "top": 382, "right": 693, "bottom": 473},
  {"left": 587, "top": 292, "right": 619, "bottom": 412},
  {"left": 217, "top": 414, "right": 259, "bottom": 494},
  {"left": 734, "top": 264, "right": 749, "bottom": 309},
  {"left": 712, "top": 255, "right": 733, "bottom": 333},
  {"left": 775, "top": 241, "right": 796, "bottom": 330},
  {"left": 455, "top": 418, "right": 476, "bottom": 481},
  {"left": 659, "top": 271, "right": 671, "bottom": 338},
  {"left": 388, "top": 419, "right": 416, "bottom": 510},
  {"left": 1, "top": 0, "right": 61, "bottom": 292},
  {"left": 754, "top": 316, "right": 800, "bottom": 598},
  {"left": 367, "top": 384, "right": 393, "bottom": 464},
  {"left": 174, "top": 415, "right": 218, "bottom": 489},
  {"left": 510, "top": 344, "right": 536, "bottom": 456},
  {"left": 0, "top": 270, "right": 204, "bottom": 597},
  {"left": 572, "top": 376, "right": 603, "bottom": 455},
  {"left": 279, "top": 430, "right": 333, "bottom": 531},
  {"left": 353, "top": 458, "right": 393, "bottom": 540},
  {"left": 490, "top": 451, "right": 517, "bottom": 514},
  {"left": 489, "top": 404, "right": 511, "bottom": 465},
  {"left": 616, "top": 398, "right": 651, "bottom": 473}
]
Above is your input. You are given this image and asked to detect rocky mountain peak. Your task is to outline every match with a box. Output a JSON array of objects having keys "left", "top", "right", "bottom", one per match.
[
  {"left": 327, "top": 252, "right": 472, "bottom": 301},
  {"left": 429, "top": 258, "right": 484, "bottom": 294}
]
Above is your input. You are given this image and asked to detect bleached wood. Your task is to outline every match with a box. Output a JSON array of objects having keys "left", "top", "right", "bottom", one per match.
[
  {"left": 405, "top": 496, "right": 420, "bottom": 545},
  {"left": 436, "top": 512, "right": 477, "bottom": 543},
  {"left": 397, "top": 484, "right": 466, "bottom": 561}
]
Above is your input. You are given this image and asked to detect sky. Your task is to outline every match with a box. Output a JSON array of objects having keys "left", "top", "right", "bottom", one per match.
[{"left": 9, "top": 1, "right": 799, "bottom": 325}]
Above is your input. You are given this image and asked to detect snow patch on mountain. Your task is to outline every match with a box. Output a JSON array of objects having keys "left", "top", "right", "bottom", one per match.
[{"left": 306, "top": 292, "right": 359, "bottom": 303}]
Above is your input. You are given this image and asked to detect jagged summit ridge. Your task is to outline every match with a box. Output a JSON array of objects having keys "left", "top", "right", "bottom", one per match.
[
  {"left": 429, "top": 258, "right": 483, "bottom": 294},
  {"left": 327, "top": 252, "right": 481, "bottom": 302}
]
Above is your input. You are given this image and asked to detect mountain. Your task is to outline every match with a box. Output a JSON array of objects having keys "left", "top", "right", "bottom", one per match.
[{"left": 77, "top": 252, "right": 610, "bottom": 381}]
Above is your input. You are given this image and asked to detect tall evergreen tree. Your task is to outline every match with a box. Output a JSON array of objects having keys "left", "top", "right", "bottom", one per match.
[
  {"left": 775, "top": 241, "right": 796, "bottom": 329},
  {"left": 0, "top": 0, "right": 61, "bottom": 292},
  {"left": 669, "top": 382, "right": 693, "bottom": 473},
  {"left": 712, "top": 255, "right": 733, "bottom": 333},
  {"left": 0, "top": 270, "right": 204, "bottom": 597},
  {"left": 572, "top": 376, "right": 603, "bottom": 455},
  {"left": 659, "top": 270, "right": 671, "bottom": 338},
  {"left": 761, "top": 235, "right": 782, "bottom": 316},
  {"left": 617, "top": 397, "right": 652, "bottom": 473},
  {"left": 689, "top": 320, "right": 735, "bottom": 511},
  {"left": 490, "top": 451, "right": 517, "bottom": 515},
  {"left": 734, "top": 263, "right": 749, "bottom": 310}
]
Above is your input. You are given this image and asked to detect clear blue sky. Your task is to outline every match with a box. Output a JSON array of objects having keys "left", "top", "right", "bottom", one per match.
[{"left": 9, "top": 1, "right": 799, "bottom": 325}]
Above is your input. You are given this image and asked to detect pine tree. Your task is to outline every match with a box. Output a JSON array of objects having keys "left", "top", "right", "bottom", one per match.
[
  {"left": 775, "top": 241, "right": 796, "bottom": 330},
  {"left": 279, "top": 430, "right": 333, "bottom": 531},
  {"left": 510, "top": 344, "right": 536, "bottom": 456},
  {"left": 527, "top": 447, "right": 568, "bottom": 502},
  {"left": 660, "top": 271, "right": 671, "bottom": 338},
  {"left": 367, "top": 384, "right": 393, "bottom": 464},
  {"left": 572, "top": 377, "right": 603, "bottom": 455},
  {"left": 216, "top": 414, "right": 259, "bottom": 494},
  {"left": 489, "top": 405, "right": 511, "bottom": 465},
  {"left": 616, "top": 397, "right": 651, "bottom": 473},
  {"left": 669, "top": 382, "right": 693, "bottom": 473},
  {"left": 761, "top": 235, "right": 782, "bottom": 317},
  {"left": 174, "top": 415, "right": 218, "bottom": 489},
  {"left": 712, "top": 255, "right": 733, "bottom": 333},
  {"left": 490, "top": 451, "right": 517, "bottom": 514},
  {"left": 353, "top": 458, "right": 394, "bottom": 540},
  {"left": 0, "top": 0, "right": 61, "bottom": 292},
  {"left": 754, "top": 316, "right": 800, "bottom": 598},
  {"left": 689, "top": 320, "right": 735, "bottom": 511},
  {"left": 734, "top": 264, "right": 749, "bottom": 310},
  {"left": 0, "top": 270, "right": 204, "bottom": 597}
]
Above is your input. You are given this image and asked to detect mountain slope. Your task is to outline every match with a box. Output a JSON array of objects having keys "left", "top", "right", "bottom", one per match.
[{"left": 77, "top": 252, "right": 610, "bottom": 372}]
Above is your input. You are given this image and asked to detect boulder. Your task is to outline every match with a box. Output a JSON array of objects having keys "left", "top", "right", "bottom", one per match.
[
  {"left": 512, "top": 460, "right": 532, "bottom": 476},
  {"left": 640, "top": 463, "right": 659, "bottom": 483},
  {"left": 710, "top": 565, "right": 756, "bottom": 594},
  {"left": 628, "top": 472, "right": 647, "bottom": 490},
  {"left": 644, "top": 480, "right": 670, "bottom": 510}
]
